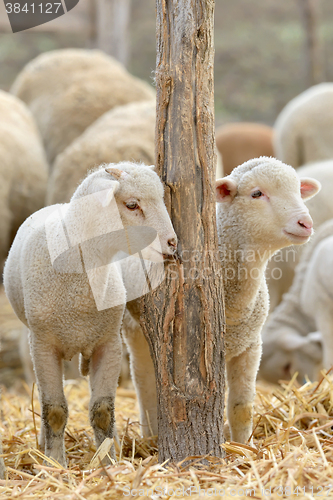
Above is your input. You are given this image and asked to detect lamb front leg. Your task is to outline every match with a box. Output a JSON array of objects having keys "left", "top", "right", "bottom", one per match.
[
  {"left": 226, "top": 344, "right": 261, "bottom": 444},
  {"left": 30, "top": 339, "right": 68, "bottom": 467},
  {"left": 88, "top": 335, "right": 122, "bottom": 461}
]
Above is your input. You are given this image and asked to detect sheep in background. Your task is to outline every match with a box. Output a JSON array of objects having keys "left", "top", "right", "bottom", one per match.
[
  {"left": 266, "top": 160, "right": 333, "bottom": 312},
  {"left": 0, "top": 90, "right": 48, "bottom": 274},
  {"left": 11, "top": 49, "right": 155, "bottom": 166},
  {"left": 274, "top": 83, "right": 333, "bottom": 168},
  {"left": 215, "top": 123, "right": 274, "bottom": 177},
  {"left": 259, "top": 220, "right": 333, "bottom": 384},
  {"left": 215, "top": 157, "right": 319, "bottom": 443},
  {"left": 4, "top": 162, "right": 177, "bottom": 467},
  {"left": 47, "top": 100, "right": 155, "bottom": 205}
]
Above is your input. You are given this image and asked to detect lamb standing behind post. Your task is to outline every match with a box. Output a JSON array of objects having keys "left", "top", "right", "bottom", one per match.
[
  {"left": 274, "top": 83, "right": 333, "bottom": 169},
  {"left": 3, "top": 162, "right": 177, "bottom": 467},
  {"left": 0, "top": 89, "right": 48, "bottom": 274},
  {"left": 215, "top": 157, "right": 320, "bottom": 443},
  {"left": 259, "top": 220, "right": 333, "bottom": 384},
  {"left": 11, "top": 49, "right": 155, "bottom": 166}
]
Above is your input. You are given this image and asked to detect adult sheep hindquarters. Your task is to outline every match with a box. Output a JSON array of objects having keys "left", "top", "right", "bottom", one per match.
[
  {"left": 4, "top": 162, "right": 177, "bottom": 467},
  {"left": 216, "top": 157, "right": 320, "bottom": 443},
  {"left": 11, "top": 49, "right": 155, "bottom": 166},
  {"left": 274, "top": 83, "right": 333, "bottom": 168},
  {"left": 0, "top": 89, "right": 48, "bottom": 274},
  {"left": 47, "top": 100, "right": 155, "bottom": 205}
]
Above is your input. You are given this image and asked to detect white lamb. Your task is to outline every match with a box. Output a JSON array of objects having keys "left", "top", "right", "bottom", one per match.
[
  {"left": 274, "top": 83, "right": 333, "bottom": 168},
  {"left": 3, "top": 162, "right": 177, "bottom": 467},
  {"left": 259, "top": 219, "right": 333, "bottom": 384}
]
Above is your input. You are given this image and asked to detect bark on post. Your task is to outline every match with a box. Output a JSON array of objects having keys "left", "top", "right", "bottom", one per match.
[{"left": 140, "top": 0, "right": 225, "bottom": 463}]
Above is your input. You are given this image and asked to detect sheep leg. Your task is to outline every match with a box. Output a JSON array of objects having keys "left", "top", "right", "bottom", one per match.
[
  {"left": 315, "top": 308, "right": 333, "bottom": 371},
  {"left": 226, "top": 344, "right": 261, "bottom": 444},
  {"left": 88, "top": 336, "right": 122, "bottom": 460},
  {"left": 30, "top": 339, "right": 68, "bottom": 467},
  {"left": 123, "top": 321, "right": 157, "bottom": 437}
]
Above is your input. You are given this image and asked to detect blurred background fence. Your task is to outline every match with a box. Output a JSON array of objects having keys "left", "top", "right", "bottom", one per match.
[{"left": 0, "top": 0, "right": 332, "bottom": 127}]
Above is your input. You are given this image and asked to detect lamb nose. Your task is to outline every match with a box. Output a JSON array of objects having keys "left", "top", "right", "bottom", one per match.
[
  {"left": 168, "top": 238, "right": 177, "bottom": 251},
  {"left": 298, "top": 219, "right": 313, "bottom": 230}
]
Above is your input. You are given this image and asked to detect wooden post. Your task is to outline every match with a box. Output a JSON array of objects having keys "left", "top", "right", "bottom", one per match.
[
  {"left": 96, "top": 0, "right": 131, "bottom": 66},
  {"left": 140, "top": 0, "right": 225, "bottom": 463},
  {"left": 298, "top": 0, "right": 324, "bottom": 86}
]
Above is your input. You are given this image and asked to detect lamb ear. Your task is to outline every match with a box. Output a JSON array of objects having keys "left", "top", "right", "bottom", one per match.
[
  {"left": 105, "top": 167, "right": 129, "bottom": 181},
  {"left": 300, "top": 177, "right": 321, "bottom": 200},
  {"left": 216, "top": 177, "right": 238, "bottom": 203}
]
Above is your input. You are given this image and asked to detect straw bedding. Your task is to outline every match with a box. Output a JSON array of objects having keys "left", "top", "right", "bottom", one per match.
[{"left": 1, "top": 286, "right": 333, "bottom": 498}]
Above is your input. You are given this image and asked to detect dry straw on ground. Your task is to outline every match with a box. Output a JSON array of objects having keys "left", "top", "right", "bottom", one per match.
[{"left": 1, "top": 372, "right": 333, "bottom": 499}]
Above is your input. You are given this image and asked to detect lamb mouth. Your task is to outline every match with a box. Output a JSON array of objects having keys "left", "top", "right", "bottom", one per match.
[
  {"left": 283, "top": 230, "right": 310, "bottom": 242},
  {"left": 146, "top": 246, "right": 174, "bottom": 260}
]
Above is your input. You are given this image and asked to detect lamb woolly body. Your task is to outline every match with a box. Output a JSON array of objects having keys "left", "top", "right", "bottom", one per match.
[
  {"left": 11, "top": 49, "right": 155, "bottom": 166},
  {"left": 4, "top": 162, "right": 177, "bottom": 466},
  {"left": 274, "top": 83, "right": 333, "bottom": 168},
  {"left": 259, "top": 220, "right": 333, "bottom": 384},
  {"left": 215, "top": 157, "right": 319, "bottom": 443},
  {"left": 266, "top": 160, "right": 333, "bottom": 312},
  {"left": 47, "top": 100, "right": 156, "bottom": 205},
  {"left": 215, "top": 122, "right": 274, "bottom": 177},
  {"left": 0, "top": 89, "right": 48, "bottom": 274}
]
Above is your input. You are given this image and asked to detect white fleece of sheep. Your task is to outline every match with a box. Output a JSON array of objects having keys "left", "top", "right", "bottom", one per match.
[
  {"left": 274, "top": 83, "right": 333, "bottom": 168},
  {"left": 47, "top": 100, "right": 156, "bottom": 205},
  {"left": 11, "top": 49, "right": 155, "bottom": 165},
  {"left": 0, "top": 89, "right": 48, "bottom": 273},
  {"left": 267, "top": 160, "right": 333, "bottom": 312},
  {"left": 260, "top": 220, "right": 333, "bottom": 384}
]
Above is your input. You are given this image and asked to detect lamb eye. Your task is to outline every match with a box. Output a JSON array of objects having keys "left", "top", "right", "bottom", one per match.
[
  {"left": 251, "top": 190, "right": 263, "bottom": 198},
  {"left": 125, "top": 201, "right": 139, "bottom": 210}
]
